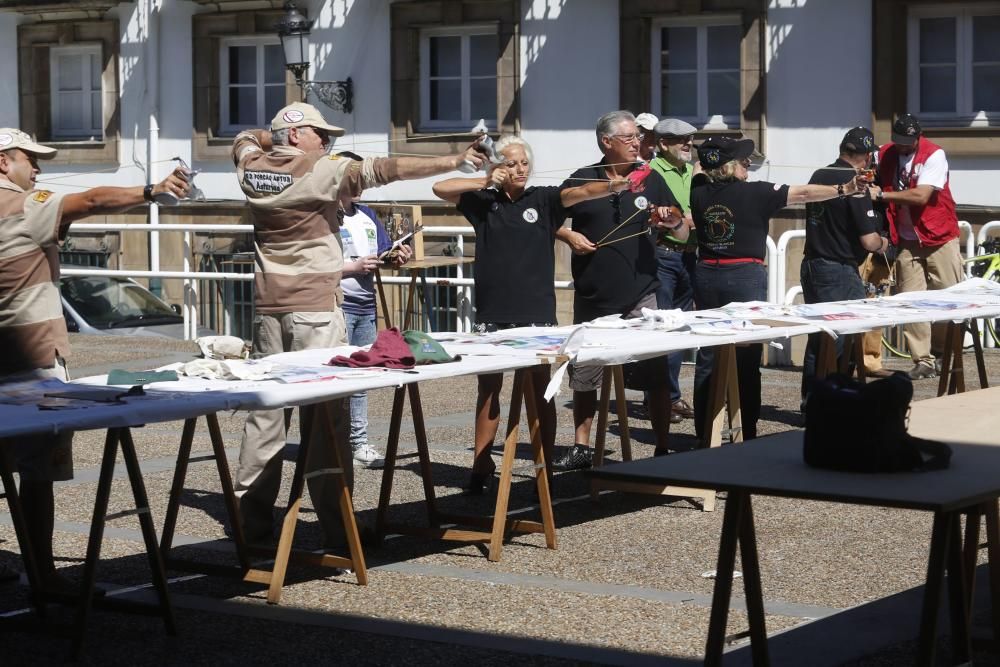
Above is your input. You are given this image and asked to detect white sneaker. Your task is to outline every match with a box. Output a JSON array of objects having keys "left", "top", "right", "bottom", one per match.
[{"left": 352, "top": 443, "right": 385, "bottom": 469}]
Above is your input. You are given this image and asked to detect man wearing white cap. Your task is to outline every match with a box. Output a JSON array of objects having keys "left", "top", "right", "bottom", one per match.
[
  {"left": 232, "top": 102, "right": 486, "bottom": 548},
  {"left": 0, "top": 128, "right": 189, "bottom": 592},
  {"left": 649, "top": 118, "right": 699, "bottom": 423},
  {"left": 634, "top": 113, "right": 660, "bottom": 163}
]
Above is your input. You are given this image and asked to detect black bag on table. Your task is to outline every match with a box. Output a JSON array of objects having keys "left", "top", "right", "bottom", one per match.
[{"left": 803, "top": 372, "right": 951, "bottom": 473}]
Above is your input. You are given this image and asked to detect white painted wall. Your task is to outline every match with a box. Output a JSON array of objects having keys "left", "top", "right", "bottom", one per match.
[{"left": 0, "top": 14, "right": 19, "bottom": 127}]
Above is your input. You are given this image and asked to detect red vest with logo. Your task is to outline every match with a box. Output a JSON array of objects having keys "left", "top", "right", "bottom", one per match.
[{"left": 877, "top": 137, "right": 958, "bottom": 246}]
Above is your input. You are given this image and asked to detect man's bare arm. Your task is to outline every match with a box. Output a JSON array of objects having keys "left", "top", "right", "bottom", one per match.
[{"left": 60, "top": 168, "right": 191, "bottom": 226}]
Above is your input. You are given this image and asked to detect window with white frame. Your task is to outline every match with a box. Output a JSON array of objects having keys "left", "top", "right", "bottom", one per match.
[
  {"left": 219, "top": 36, "right": 286, "bottom": 135},
  {"left": 419, "top": 27, "right": 498, "bottom": 130},
  {"left": 908, "top": 4, "right": 1000, "bottom": 125},
  {"left": 651, "top": 17, "right": 741, "bottom": 129},
  {"left": 49, "top": 44, "right": 103, "bottom": 141}
]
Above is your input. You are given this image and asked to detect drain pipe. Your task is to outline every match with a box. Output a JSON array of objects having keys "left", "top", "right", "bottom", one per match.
[{"left": 145, "top": 0, "right": 162, "bottom": 296}]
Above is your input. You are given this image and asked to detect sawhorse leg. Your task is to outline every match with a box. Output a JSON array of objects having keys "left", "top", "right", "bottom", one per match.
[
  {"left": 937, "top": 321, "right": 967, "bottom": 396},
  {"left": 0, "top": 451, "right": 47, "bottom": 620}
]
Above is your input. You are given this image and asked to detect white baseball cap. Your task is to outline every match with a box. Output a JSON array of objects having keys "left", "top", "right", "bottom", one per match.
[
  {"left": 270, "top": 102, "right": 345, "bottom": 136},
  {"left": 0, "top": 128, "right": 57, "bottom": 159},
  {"left": 634, "top": 113, "right": 659, "bottom": 131}
]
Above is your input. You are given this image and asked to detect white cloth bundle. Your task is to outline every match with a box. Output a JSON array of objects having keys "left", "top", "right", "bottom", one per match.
[
  {"left": 196, "top": 335, "right": 251, "bottom": 360},
  {"left": 179, "top": 358, "right": 273, "bottom": 381}
]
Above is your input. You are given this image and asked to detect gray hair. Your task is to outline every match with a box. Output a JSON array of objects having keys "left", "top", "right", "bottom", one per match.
[
  {"left": 595, "top": 110, "right": 636, "bottom": 151},
  {"left": 271, "top": 128, "right": 291, "bottom": 146},
  {"left": 702, "top": 160, "right": 741, "bottom": 183},
  {"left": 493, "top": 135, "right": 534, "bottom": 175}
]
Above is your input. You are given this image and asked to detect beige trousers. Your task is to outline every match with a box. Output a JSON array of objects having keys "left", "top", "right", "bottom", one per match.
[
  {"left": 235, "top": 310, "right": 350, "bottom": 546},
  {"left": 895, "top": 238, "right": 963, "bottom": 365},
  {"left": 859, "top": 256, "right": 892, "bottom": 372}
]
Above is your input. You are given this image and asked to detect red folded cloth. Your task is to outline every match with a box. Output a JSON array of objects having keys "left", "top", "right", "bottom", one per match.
[{"left": 329, "top": 327, "right": 415, "bottom": 369}]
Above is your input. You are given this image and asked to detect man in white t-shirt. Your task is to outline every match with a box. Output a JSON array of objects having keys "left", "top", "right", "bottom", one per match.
[{"left": 873, "top": 113, "right": 962, "bottom": 380}]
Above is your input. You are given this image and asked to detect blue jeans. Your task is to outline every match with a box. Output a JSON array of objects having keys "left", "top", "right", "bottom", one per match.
[
  {"left": 344, "top": 310, "right": 377, "bottom": 448},
  {"left": 693, "top": 262, "right": 767, "bottom": 441},
  {"left": 655, "top": 247, "right": 696, "bottom": 401},
  {"left": 799, "top": 257, "right": 867, "bottom": 399}
]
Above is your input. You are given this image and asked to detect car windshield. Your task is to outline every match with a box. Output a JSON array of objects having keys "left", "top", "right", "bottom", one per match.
[{"left": 60, "top": 276, "right": 181, "bottom": 329}]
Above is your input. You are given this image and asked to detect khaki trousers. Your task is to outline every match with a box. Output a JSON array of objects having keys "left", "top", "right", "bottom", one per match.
[
  {"left": 859, "top": 255, "right": 892, "bottom": 372},
  {"left": 235, "top": 310, "right": 350, "bottom": 546},
  {"left": 895, "top": 238, "right": 963, "bottom": 365}
]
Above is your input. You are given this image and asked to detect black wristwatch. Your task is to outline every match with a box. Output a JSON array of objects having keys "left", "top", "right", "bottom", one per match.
[{"left": 143, "top": 184, "right": 155, "bottom": 203}]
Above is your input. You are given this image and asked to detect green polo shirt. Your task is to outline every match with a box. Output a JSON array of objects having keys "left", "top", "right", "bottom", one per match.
[{"left": 649, "top": 155, "right": 694, "bottom": 245}]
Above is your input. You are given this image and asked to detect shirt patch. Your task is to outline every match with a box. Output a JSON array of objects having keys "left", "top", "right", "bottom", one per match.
[
  {"left": 866, "top": 209, "right": 875, "bottom": 217},
  {"left": 329, "top": 153, "right": 341, "bottom": 160},
  {"left": 522, "top": 208, "right": 539, "bottom": 223},
  {"left": 773, "top": 183, "right": 783, "bottom": 191},
  {"left": 634, "top": 195, "right": 649, "bottom": 210},
  {"left": 243, "top": 170, "right": 293, "bottom": 194},
  {"left": 33, "top": 190, "right": 53, "bottom": 203}
]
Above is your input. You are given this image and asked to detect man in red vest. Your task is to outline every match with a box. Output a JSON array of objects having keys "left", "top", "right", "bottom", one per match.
[{"left": 872, "top": 113, "right": 962, "bottom": 380}]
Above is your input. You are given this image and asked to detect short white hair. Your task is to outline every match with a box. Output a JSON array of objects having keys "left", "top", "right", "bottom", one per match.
[{"left": 493, "top": 135, "right": 533, "bottom": 175}]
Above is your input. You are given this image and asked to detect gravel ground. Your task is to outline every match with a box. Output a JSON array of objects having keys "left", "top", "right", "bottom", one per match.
[{"left": 1, "top": 333, "right": 998, "bottom": 665}]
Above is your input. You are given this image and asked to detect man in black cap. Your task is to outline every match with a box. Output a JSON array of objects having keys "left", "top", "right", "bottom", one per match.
[
  {"left": 872, "top": 113, "right": 962, "bottom": 380},
  {"left": 800, "top": 127, "right": 890, "bottom": 399}
]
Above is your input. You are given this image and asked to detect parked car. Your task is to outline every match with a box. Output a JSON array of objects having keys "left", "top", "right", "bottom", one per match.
[{"left": 60, "top": 273, "right": 215, "bottom": 339}]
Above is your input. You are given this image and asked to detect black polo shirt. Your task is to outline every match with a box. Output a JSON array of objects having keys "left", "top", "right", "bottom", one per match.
[
  {"left": 691, "top": 180, "right": 789, "bottom": 261},
  {"left": 803, "top": 159, "right": 880, "bottom": 264},
  {"left": 457, "top": 185, "right": 565, "bottom": 324},
  {"left": 561, "top": 161, "right": 678, "bottom": 322}
]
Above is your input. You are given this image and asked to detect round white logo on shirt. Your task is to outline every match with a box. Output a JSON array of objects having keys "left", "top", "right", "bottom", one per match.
[
  {"left": 773, "top": 183, "right": 783, "bottom": 191},
  {"left": 0, "top": 134, "right": 12, "bottom": 147},
  {"left": 283, "top": 109, "right": 305, "bottom": 123},
  {"left": 634, "top": 195, "right": 648, "bottom": 210},
  {"left": 523, "top": 208, "right": 539, "bottom": 223}
]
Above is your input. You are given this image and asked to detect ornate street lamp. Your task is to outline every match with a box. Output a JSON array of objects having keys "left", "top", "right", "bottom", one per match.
[{"left": 274, "top": 1, "right": 353, "bottom": 113}]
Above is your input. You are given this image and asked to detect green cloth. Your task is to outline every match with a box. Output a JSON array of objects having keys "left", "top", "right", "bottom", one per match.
[
  {"left": 402, "top": 330, "right": 460, "bottom": 365},
  {"left": 649, "top": 156, "right": 696, "bottom": 246},
  {"left": 107, "top": 369, "right": 179, "bottom": 386}
]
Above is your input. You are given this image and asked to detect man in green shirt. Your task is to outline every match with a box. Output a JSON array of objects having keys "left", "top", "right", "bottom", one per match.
[{"left": 649, "top": 118, "right": 699, "bottom": 422}]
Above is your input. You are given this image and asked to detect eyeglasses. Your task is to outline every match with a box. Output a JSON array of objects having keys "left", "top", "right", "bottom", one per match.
[
  {"left": 609, "top": 133, "right": 644, "bottom": 144},
  {"left": 666, "top": 135, "right": 694, "bottom": 145}
]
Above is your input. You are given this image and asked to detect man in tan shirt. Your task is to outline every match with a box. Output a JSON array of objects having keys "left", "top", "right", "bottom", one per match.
[
  {"left": 0, "top": 128, "right": 189, "bottom": 592},
  {"left": 232, "top": 103, "right": 485, "bottom": 548}
]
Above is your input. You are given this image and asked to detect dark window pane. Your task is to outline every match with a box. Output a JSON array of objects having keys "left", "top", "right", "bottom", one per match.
[
  {"left": 230, "top": 87, "right": 257, "bottom": 125},
  {"left": 663, "top": 26, "right": 697, "bottom": 70},
  {"left": 264, "top": 85, "right": 285, "bottom": 121},
  {"left": 470, "top": 78, "right": 496, "bottom": 120},
  {"left": 430, "top": 36, "right": 461, "bottom": 77},
  {"left": 920, "top": 66, "right": 956, "bottom": 112},
  {"left": 919, "top": 17, "right": 955, "bottom": 64},
  {"left": 430, "top": 79, "right": 461, "bottom": 120},
  {"left": 470, "top": 34, "right": 498, "bottom": 77},
  {"left": 708, "top": 71, "right": 740, "bottom": 117},
  {"left": 973, "top": 16, "right": 1000, "bottom": 62},
  {"left": 973, "top": 64, "right": 1000, "bottom": 110},
  {"left": 264, "top": 44, "right": 285, "bottom": 83},
  {"left": 58, "top": 92, "right": 83, "bottom": 130},
  {"left": 661, "top": 72, "right": 697, "bottom": 117},
  {"left": 58, "top": 55, "right": 83, "bottom": 91},
  {"left": 229, "top": 45, "right": 257, "bottom": 84},
  {"left": 707, "top": 25, "right": 741, "bottom": 69},
  {"left": 90, "top": 52, "right": 102, "bottom": 89},
  {"left": 91, "top": 92, "right": 102, "bottom": 132}
]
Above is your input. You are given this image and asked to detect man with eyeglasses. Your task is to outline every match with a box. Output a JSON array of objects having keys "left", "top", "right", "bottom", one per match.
[
  {"left": 231, "top": 102, "right": 487, "bottom": 549},
  {"left": 649, "top": 118, "right": 700, "bottom": 424},
  {"left": 554, "top": 110, "right": 686, "bottom": 469}
]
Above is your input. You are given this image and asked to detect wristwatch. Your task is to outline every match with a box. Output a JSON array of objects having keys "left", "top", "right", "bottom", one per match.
[
  {"left": 143, "top": 184, "right": 155, "bottom": 203},
  {"left": 876, "top": 190, "right": 885, "bottom": 201}
]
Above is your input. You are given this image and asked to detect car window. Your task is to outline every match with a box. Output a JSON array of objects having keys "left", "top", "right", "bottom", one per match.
[{"left": 61, "top": 276, "right": 179, "bottom": 328}]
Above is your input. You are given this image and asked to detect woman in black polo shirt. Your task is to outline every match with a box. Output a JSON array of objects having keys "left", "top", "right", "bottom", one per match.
[
  {"left": 690, "top": 136, "right": 868, "bottom": 442},
  {"left": 433, "top": 136, "right": 630, "bottom": 494}
]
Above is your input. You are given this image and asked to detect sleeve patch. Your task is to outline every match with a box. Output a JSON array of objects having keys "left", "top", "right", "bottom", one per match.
[{"left": 33, "top": 190, "right": 53, "bottom": 203}]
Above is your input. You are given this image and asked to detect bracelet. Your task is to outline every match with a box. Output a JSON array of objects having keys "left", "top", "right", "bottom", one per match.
[
  {"left": 836, "top": 183, "right": 845, "bottom": 198},
  {"left": 143, "top": 184, "right": 155, "bottom": 203},
  {"left": 876, "top": 190, "right": 885, "bottom": 201}
]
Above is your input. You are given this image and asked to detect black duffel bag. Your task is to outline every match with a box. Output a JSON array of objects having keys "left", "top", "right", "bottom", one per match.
[{"left": 803, "top": 372, "right": 951, "bottom": 473}]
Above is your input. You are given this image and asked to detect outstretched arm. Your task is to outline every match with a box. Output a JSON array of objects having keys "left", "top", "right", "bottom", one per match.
[
  {"left": 559, "top": 177, "right": 629, "bottom": 208},
  {"left": 60, "top": 167, "right": 191, "bottom": 226}
]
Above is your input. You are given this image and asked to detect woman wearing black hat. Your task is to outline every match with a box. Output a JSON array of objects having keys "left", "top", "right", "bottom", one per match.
[{"left": 690, "top": 136, "right": 870, "bottom": 443}]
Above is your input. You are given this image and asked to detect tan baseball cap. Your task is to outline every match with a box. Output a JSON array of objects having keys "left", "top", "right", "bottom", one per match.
[
  {"left": 0, "top": 128, "right": 57, "bottom": 159},
  {"left": 270, "top": 102, "right": 345, "bottom": 136}
]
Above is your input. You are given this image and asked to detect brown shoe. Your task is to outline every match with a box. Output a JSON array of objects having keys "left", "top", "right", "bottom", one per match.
[
  {"left": 671, "top": 398, "right": 695, "bottom": 419},
  {"left": 866, "top": 368, "right": 895, "bottom": 378}
]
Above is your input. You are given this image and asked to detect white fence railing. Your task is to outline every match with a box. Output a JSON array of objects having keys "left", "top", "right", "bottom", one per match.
[{"left": 64, "top": 219, "right": 1000, "bottom": 348}]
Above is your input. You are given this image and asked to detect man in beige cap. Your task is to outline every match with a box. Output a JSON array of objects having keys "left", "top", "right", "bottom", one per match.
[
  {"left": 232, "top": 102, "right": 486, "bottom": 550},
  {"left": 0, "top": 128, "right": 189, "bottom": 592}
]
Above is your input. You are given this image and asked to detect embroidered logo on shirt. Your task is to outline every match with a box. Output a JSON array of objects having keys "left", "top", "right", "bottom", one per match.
[
  {"left": 522, "top": 208, "right": 539, "bottom": 223},
  {"left": 703, "top": 204, "right": 736, "bottom": 247},
  {"left": 32, "top": 190, "right": 53, "bottom": 203},
  {"left": 634, "top": 195, "right": 649, "bottom": 210},
  {"left": 243, "top": 170, "right": 293, "bottom": 194}
]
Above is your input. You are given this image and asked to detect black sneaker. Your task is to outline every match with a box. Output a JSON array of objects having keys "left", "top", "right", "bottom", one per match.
[{"left": 551, "top": 444, "right": 592, "bottom": 471}]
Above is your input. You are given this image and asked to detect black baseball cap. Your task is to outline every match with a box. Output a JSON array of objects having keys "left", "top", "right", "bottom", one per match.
[
  {"left": 891, "top": 113, "right": 921, "bottom": 146},
  {"left": 696, "top": 136, "right": 755, "bottom": 170},
  {"left": 840, "top": 126, "right": 876, "bottom": 154}
]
